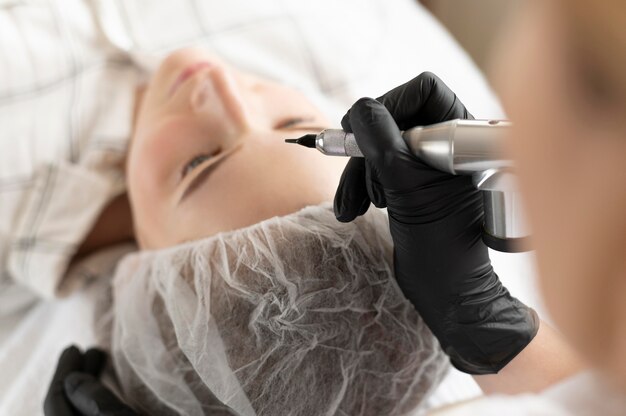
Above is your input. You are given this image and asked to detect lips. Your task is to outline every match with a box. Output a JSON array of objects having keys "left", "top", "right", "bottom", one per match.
[{"left": 169, "top": 62, "right": 213, "bottom": 97}]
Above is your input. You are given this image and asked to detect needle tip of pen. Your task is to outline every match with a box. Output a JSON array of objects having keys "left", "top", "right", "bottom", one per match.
[{"left": 285, "top": 134, "right": 317, "bottom": 148}]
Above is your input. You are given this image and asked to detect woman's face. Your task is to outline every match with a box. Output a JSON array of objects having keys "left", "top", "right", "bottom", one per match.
[
  {"left": 493, "top": 1, "right": 626, "bottom": 369},
  {"left": 128, "top": 48, "right": 347, "bottom": 249}
]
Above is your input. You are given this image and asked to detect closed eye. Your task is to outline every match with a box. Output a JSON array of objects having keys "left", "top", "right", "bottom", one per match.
[
  {"left": 180, "top": 117, "right": 324, "bottom": 183},
  {"left": 177, "top": 143, "right": 242, "bottom": 204},
  {"left": 182, "top": 150, "right": 220, "bottom": 178}
]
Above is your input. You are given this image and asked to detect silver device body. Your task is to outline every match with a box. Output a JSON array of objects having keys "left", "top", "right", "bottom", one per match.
[{"left": 316, "top": 119, "right": 530, "bottom": 252}]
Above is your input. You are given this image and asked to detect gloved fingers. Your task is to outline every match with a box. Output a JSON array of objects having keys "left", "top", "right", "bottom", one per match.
[
  {"left": 348, "top": 98, "right": 424, "bottom": 187},
  {"left": 51, "top": 346, "right": 83, "bottom": 384},
  {"left": 44, "top": 346, "right": 83, "bottom": 416},
  {"left": 334, "top": 157, "right": 371, "bottom": 222},
  {"left": 82, "top": 349, "right": 106, "bottom": 377},
  {"left": 365, "top": 162, "right": 386, "bottom": 208},
  {"left": 64, "top": 373, "right": 138, "bottom": 416},
  {"left": 340, "top": 110, "right": 353, "bottom": 133},
  {"left": 376, "top": 72, "right": 474, "bottom": 130},
  {"left": 347, "top": 98, "right": 407, "bottom": 165}
]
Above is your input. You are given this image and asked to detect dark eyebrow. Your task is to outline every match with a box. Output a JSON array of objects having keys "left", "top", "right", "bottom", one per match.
[{"left": 178, "top": 155, "right": 230, "bottom": 204}]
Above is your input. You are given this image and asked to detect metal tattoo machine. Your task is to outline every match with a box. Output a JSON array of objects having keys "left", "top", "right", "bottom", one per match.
[{"left": 285, "top": 119, "right": 530, "bottom": 253}]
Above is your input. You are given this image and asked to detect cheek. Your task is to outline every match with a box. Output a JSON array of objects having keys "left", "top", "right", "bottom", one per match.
[
  {"left": 494, "top": 5, "right": 571, "bottom": 279},
  {"left": 126, "top": 137, "right": 172, "bottom": 247},
  {"left": 494, "top": 4, "right": 619, "bottom": 358},
  {"left": 127, "top": 121, "right": 198, "bottom": 246},
  {"left": 130, "top": 123, "right": 186, "bottom": 192},
  {"left": 215, "top": 138, "right": 346, "bottom": 214}
]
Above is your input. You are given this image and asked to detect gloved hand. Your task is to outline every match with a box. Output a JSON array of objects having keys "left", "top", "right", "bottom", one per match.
[
  {"left": 44, "top": 346, "right": 240, "bottom": 416},
  {"left": 44, "top": 346, "right": 137, "bottom": 416},
  {"left": 334, "top": 72, "right": 539, "bottom": 374}
]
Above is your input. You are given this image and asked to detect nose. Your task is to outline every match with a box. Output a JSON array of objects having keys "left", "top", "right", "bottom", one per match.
[{"left": 190, "top": 64, "right": 250, "bottom": 133}]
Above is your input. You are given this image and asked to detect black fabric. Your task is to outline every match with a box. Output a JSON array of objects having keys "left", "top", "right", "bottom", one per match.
[{"left": 333, "top": 72, "right": 539, "bottom": 374}]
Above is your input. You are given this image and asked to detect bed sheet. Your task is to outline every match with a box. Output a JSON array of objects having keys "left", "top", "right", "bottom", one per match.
[
  {"left": 0, "top": 0, "right": 546, "bottom": 414},
  {"left": 0, "top": 283, "right": 100, "bottom": 415}
]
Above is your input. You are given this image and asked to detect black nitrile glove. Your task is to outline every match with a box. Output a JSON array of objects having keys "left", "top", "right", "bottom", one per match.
[
  {"left": 44, "top": 346, "right": 138, "bottom": 416},
  {"left": 45, "top": 346, "right": 240, "bottom": 416},
  {"left": 334, "top": 72, "right": 539, "bottom": 374}
]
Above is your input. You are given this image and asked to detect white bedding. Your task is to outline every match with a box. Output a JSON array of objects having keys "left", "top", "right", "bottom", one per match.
[{"left": 0, "top": 0, "right": 546, "bottom": 414}]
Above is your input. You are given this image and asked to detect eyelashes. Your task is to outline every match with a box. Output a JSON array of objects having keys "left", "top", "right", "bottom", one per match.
[
  {"left": 182, "top": 154, "right": 212, "bottom": 178},
  {"left": 181, "top": 148, "right": 222, "bottom": 178}
]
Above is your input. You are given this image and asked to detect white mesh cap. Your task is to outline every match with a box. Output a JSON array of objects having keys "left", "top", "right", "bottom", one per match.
[{"left": 110, "top": 203, "right": 448, "bottom": 415}]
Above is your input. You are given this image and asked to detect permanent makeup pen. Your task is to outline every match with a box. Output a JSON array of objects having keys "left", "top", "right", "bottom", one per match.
[
  {"left": 285, "top": 119, "right": 511, "bottom": 174},
  {"left": 285, "top": 119, "right": 530, "bottom": 253}
]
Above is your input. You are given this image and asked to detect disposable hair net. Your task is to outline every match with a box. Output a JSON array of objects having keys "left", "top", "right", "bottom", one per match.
[{"left": 110, "top": 203, "right": 448, "bottom": 415}]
